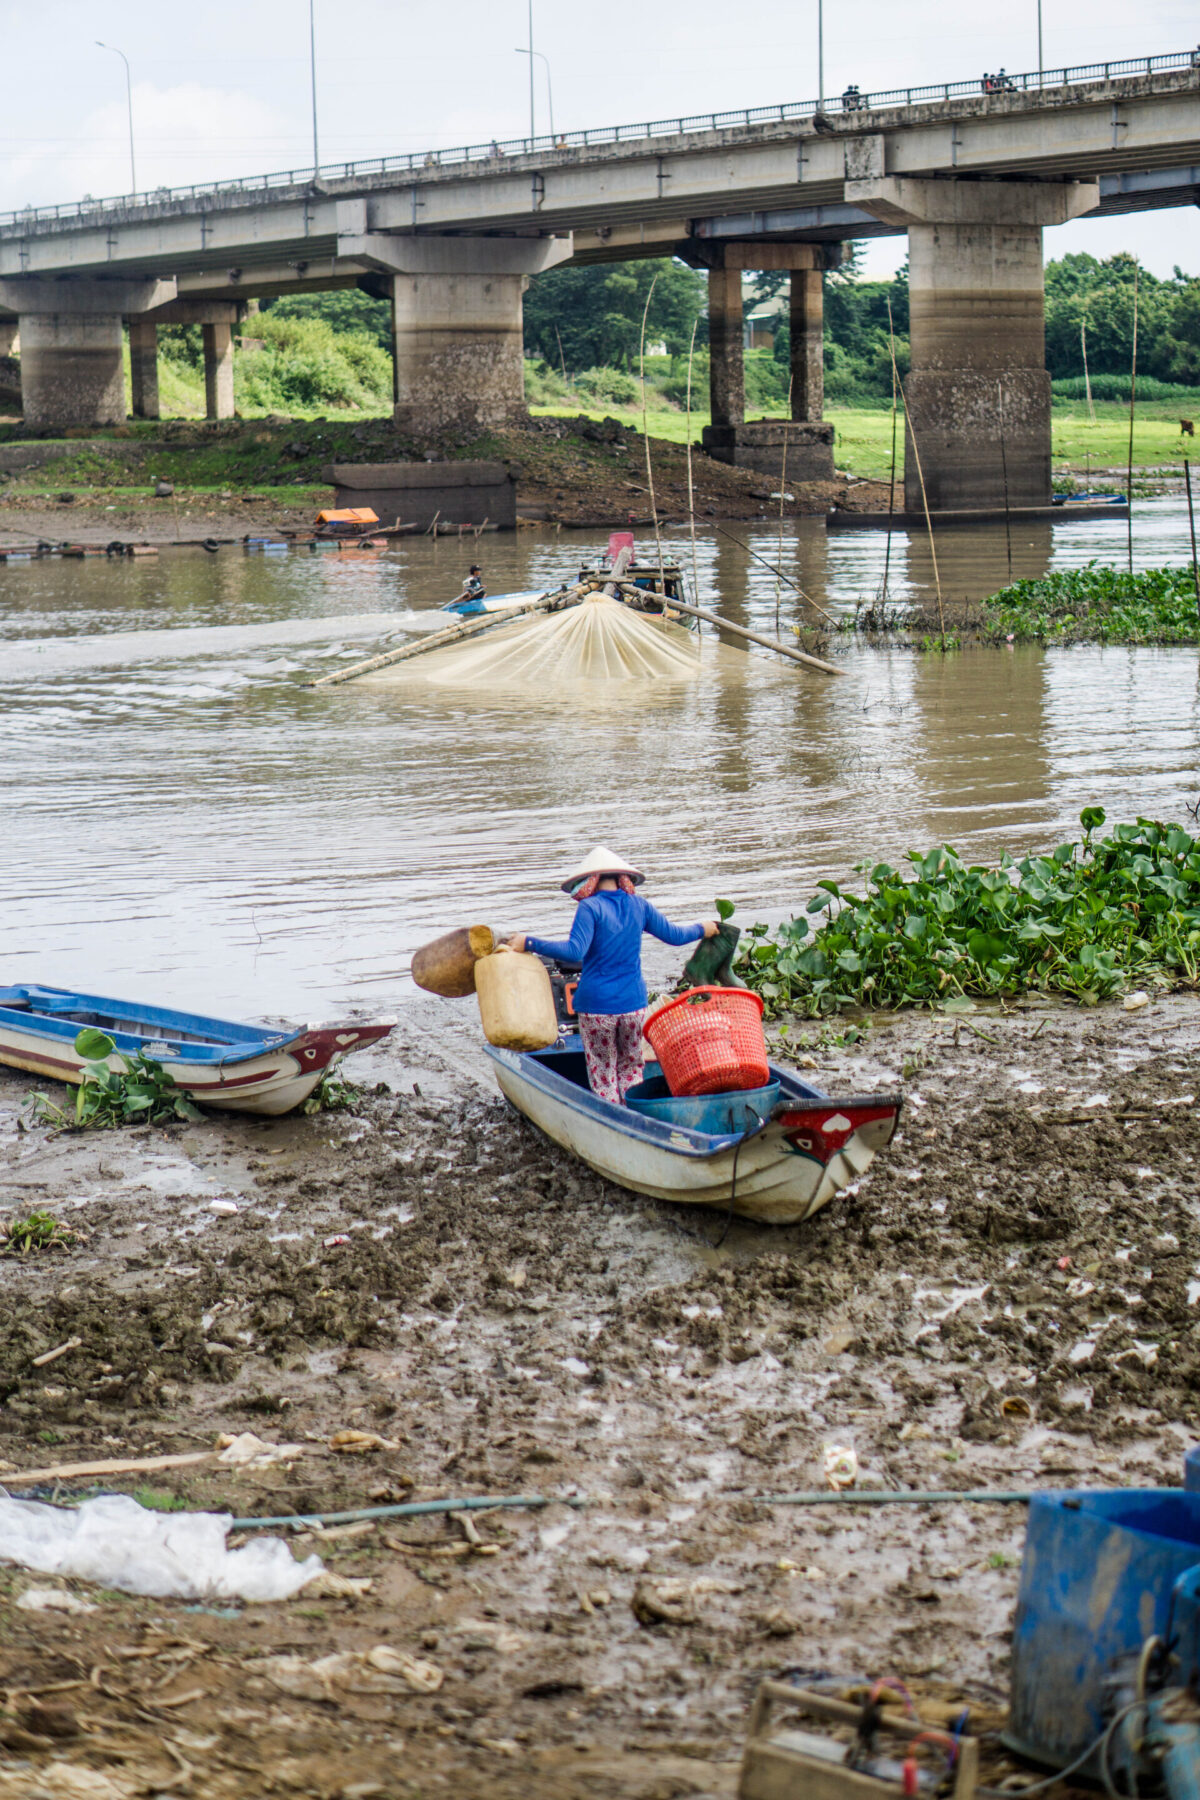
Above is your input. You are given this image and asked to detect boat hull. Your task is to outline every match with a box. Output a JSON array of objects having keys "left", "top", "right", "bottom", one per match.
[
  {"left": 486, "top": 1041, "right": 900, "bottom": 1224},
  {"left": 0, "top": 987, "right": 395, "bottom": 1117}
]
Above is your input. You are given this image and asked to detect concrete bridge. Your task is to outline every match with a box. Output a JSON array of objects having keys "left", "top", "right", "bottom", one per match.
[{"left": 0, "top": 49, "right": 1197, "bottom": 510}]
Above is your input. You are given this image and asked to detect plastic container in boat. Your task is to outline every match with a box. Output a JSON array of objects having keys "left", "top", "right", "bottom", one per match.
[
  {"left": 642, "top": 987, "right": 768, "bottom": 1096},
  {"left": 474, "top": 951, "right": 558, "bottom": 1051},
  {"left": 624, "top": 1074, "right": 780, "bottom": 1134},
  {"left": 1008, "top": 1483, "right": 1200, "bottom": 1768}
]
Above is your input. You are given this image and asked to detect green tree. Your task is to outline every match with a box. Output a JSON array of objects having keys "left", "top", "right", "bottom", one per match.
[
  {"left": 523, "top": 258, "right": 707, "bottom": 372},
  {"left": 261, "top": 289, "right": 393, "bottom": 352}
]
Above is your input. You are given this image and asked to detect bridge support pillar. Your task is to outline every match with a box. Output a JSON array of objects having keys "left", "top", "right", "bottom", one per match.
[
  {"left": 707, "top": 266, "right": 745, "bottom": 429},
  {"left": 329, "top": 235, "right": 572, "bottom": 436},
  {"left": 129, "top": 321, "right": 159, "bottom": 420},
  {"left": 846, "top": 176, "right": 1098, "bottom": 512},
  {"left": 702, "top": 243, "right": 841, "bottom": 480},
  {"left": 203, "top": 321, "right": 235, "bottom": 420},
  {"left": 0, "top": 278, "right": 173, "bottom": 428}
]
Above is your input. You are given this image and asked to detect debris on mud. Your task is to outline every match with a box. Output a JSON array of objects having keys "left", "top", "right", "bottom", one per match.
[{"left": 1, "top": 993, "right": 1198, "bottom": 1794}]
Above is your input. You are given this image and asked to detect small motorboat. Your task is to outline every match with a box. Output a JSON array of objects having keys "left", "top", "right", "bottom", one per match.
[
  {"left": 484, "top": 1034, "right": 900, "bottom": 1225},
  {"left": 440, "top": 533, "right": 698, "bottom": 630},
  {"left": 0, "top": 984, "right": 395, "bottom": 1117}
]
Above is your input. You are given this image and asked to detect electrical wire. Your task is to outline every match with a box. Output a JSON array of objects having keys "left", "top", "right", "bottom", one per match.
[{"left": 976, "top": 1702, "right": 1147, "bottom": 1800}]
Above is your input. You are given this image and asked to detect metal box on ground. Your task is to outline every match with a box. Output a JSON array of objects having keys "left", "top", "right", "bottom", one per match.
[{"left": 740, "top": 1683, "right": 979, "bottom": 1800}]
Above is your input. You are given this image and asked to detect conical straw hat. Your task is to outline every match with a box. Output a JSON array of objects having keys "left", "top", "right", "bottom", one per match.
[{"left": 560, "top": 845, "right": 645, "bottom": 893}]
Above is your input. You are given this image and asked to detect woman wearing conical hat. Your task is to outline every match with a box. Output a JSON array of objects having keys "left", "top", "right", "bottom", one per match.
[{"left": 507, "top": 847, "right": 718, "bottom": 1106}]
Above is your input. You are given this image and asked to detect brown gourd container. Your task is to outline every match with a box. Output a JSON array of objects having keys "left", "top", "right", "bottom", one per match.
[{"left": 411, "top": 925, "right": 495, "bottom": 998}]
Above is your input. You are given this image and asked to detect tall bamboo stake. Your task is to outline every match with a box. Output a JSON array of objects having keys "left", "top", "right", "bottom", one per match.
[
  {"left": 638, "top": 275, "right": 666, "bottom": 592},
  {"left": 1127, "top": 264, "right": 1140, "bottom": 576},
  {"left": 998, "top": 378, "right": 1013, "bottom": 584},
  {"left": 776, "top": 377, "right": 793, "bottom": 636},
  {"left": 714, "top": 525, "right": 836, "bottom": 625},
  {"left": 684, "top": 315, "right": 701, "bottom": 619},
  {"left": 1185, "top": 459, "right": 1200, "bottom": 626},
  {"left": 1081, "top": 313, "right": 1095, "bottom": 424},
  {"left": 887, "top": 309, "right": 945, "bottom": 649},
  {"left": 883, "top": 297, "right": 898, "bottom": 604}
]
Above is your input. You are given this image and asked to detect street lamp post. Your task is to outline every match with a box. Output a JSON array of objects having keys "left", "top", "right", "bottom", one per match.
[
  {"left": 1037, "top": 0, "right": 1043, "bottom": 82},
  {"left": 818, "top": 0, "right": 824, "bottom": 109},
  {"left": 515, "top": 47, "right": 554, "bottom": 142},
  {"left": 96, "top": 41, "right": 136, "bottom": 194},
  {"left": 526, "top": 0, "right": 535, "bottom": 143},
  {"left": 309, "top": 0, "right": 320, "bottom": 172}
]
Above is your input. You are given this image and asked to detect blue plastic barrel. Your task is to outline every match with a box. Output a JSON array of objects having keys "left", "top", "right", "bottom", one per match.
[
  {"left": 1185, "top": 1447, "right": 1200, "bottom": 1493},
  {"left": 624, "top": 1074, "right": 780, "bottom": 1135},
  {"left": 1008, "top": 1487, "right": 1200, "bottom": 1767}
]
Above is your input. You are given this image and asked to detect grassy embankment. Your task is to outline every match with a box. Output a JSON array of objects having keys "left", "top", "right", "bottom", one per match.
[{"left": 734, "top": 810, "right": 1200, "bottom": 1018}]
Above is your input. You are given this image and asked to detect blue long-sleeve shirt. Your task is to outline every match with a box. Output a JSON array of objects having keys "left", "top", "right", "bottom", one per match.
[{"left": 527, "top": 889, "right": 705, "bottom": 1015}]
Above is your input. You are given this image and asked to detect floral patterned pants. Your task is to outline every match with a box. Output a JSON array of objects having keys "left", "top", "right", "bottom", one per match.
[{"left": 578, "top": 1010, "right": 646, "bottom": 1105}]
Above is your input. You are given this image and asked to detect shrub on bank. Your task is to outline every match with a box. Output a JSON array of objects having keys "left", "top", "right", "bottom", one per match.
[
  {"left": 734, "top": 810, "right": 1200, "bottom": 1015},
  {"left": 235, "top": 314, "right": 392, "bottom": 413}
]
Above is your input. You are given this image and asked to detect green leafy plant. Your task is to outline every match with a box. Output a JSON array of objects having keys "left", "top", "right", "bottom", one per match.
[
  {"left": 0, "top": 1211, "right": 81, "bottom": 1256},
  {"left": 715, "top": 898, "right": 736, "bottom": 922},
  {"left": 984, "top": 564, "right": 1200, "bottom": 646},
  {"left": 30, "top": 1029, "right": 203, "bottom": 1130},
  {"left": 734, "top": 808, "right": 1200, "bottom": 1017},
  {"left": 302, "top": 1072, "right": 375, "bottom": 1115}
]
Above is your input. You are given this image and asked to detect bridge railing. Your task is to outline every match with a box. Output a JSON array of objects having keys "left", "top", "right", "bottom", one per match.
[{"left": 0, "top": 48, "right": 1195, "bottom": 232}]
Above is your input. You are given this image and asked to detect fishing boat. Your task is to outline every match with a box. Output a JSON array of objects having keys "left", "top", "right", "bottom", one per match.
[
  {"left": 0, "top": 984, "right": 395, "bottom": 1117},
  {"left": 440, "top": 533, "right": 697, "bottom": 631},
  {"left": 484, "top": 1035, "right": 900, "bottom": 1225}
]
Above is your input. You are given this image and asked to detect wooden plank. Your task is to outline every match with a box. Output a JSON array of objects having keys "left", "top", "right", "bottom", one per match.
[{"left": 3, "top": 1450, "right": 215, "bottom": 1486}]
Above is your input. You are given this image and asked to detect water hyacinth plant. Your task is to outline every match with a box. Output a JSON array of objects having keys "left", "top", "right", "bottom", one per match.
[
  {"left": 30, "top": 1029, "right": 204, "bottom": 1129},
  {"left": 734, "top": 809, "right": 1200, "bottom": 1016},
  {"left": 983, "top": 565, "right": 1199, "bottom": 645}
]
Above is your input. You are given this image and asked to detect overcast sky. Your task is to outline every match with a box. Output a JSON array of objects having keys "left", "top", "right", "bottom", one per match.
[{"left": 1, "top": 0, "right": 1196, "bottom": 279}]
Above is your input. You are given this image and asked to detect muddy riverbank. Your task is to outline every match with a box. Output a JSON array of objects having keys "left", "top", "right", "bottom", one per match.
[
  {"left": 0, "top": 415, "right": 891, "bottom": 545},
  {"left": 2, "top": 989, "right": 1198, "bottom": 1798}
]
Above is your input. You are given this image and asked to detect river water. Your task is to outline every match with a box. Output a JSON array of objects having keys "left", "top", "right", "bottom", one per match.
[{"left": 1, "top": 500, "right": 1196, "bottom": 1021}]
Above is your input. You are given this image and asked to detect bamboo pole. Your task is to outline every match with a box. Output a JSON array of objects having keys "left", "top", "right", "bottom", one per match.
[
  {"left": 998, "top": 378, "right": 1013, "bottom": 584},
  {"left": 883, "top": 297, "right": 898, "bottom": 605},
  {"left": 1185, "top": 458, "right": 1200, "bottom": 625},
  {"left": 614, "top": 580, "right": 844, "bottom": 676},
  {"left": 684, "top": 316, "right": 701, "bottom": 618},
  {"left": 887, "top": 318, "right": 944, "bottom": 650},
  {"left": 713, "top": 525, "right": 836, "bottom": 626},
  {"left": 638, "top": 274, "right": 666, "bottom": 591},
  {"left": 776, "top": 377, "right": 793, "bottom": 637},
  {"left": 1081, "top": 312, "right": 1095, "bottom": 424},
  {"left": 306, "top": 583, "right": 591, "bottom": 687},
  {"left": 1127, "top": 264, "right": 1140, "bottom": 576}
]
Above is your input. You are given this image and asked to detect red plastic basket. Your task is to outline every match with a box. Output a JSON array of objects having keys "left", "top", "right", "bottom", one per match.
[{"left": 643, "top": 987, "right": 768, "bottom": 1097}]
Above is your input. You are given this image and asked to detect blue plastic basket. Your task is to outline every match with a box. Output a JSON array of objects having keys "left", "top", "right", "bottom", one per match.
[{"left": 624, "top": 1073, "right": 780, "bottom": 1135}]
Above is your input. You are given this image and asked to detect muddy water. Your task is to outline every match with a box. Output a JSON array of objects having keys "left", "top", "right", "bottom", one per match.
[{"left": 0, "top": 499, "right": 1196, "bottom": 1019}]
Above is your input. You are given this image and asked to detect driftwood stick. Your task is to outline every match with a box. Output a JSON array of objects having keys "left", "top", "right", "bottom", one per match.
[
  {"left": 3, "top": 1450, "right": 215, "bottom": 1486},
  {"left": 614, "top": 581, "right": 844, "bottom": 676}
]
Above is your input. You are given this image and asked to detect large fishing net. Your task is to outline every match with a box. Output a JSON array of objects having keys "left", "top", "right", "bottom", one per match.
[{"left": 370, "top": 592, "right": 702, "bottom": 688}]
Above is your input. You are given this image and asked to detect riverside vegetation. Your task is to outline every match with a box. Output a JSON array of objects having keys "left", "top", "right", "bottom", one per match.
[
  {"left": 733, "top": 809, "right": 1200, "bottom": 1015},
  {"left": 981, "top": 566, "right": 1200, "bottom": 645}
]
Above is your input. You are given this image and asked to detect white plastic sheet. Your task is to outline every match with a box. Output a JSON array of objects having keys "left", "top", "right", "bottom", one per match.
[
  {"left": 370, "top": 592, "right": 701, "bottom": 688},
  {"left": 0, "top": 1491, "right": 322, "bottom": 1602}
]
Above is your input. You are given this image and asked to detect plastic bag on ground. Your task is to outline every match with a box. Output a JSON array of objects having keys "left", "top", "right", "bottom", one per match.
[{"left": 0, "top": 1491, "right": 322, "bottom": 1602}]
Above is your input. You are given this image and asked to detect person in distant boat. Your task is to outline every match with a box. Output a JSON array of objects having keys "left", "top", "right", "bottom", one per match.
[
  {"left": 506, "top": 847, "right": 719, "bottom": 1106},
  {"left": 463, "top": 565, "right": 485, "bottom": 599}
]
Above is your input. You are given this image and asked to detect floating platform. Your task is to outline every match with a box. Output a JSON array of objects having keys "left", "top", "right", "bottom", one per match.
[{"left": 826, "top": 500, "right": 1129, "bottom": 531}]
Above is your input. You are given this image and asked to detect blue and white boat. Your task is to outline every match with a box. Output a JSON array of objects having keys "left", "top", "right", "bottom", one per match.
[
  {"left": 0, "top": 984, "right": 395, "bottom": 1117},
  {"left": 484, "top": 1036, "right": 901, "bottom": 1225}
]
